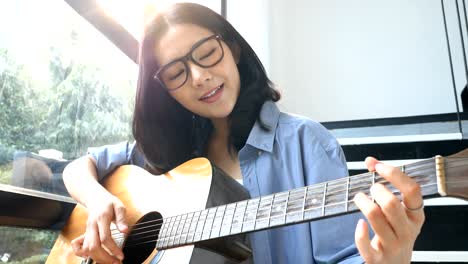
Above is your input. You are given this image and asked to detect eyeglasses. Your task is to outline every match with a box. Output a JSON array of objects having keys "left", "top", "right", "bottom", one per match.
[{"left": 154, "top": 34, "right": 224, "bottom": 91}]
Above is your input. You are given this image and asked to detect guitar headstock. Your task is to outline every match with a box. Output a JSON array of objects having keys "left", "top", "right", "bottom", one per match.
[
  {"left": 444, "top": 148, "right": 468, "bottom": 200},
  {"left": 448, "top": 148, "right": 468, "bottom": 158}
]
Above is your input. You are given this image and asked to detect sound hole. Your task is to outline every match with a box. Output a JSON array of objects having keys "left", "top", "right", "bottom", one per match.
[{"left": 122, "top": 211, "right": 162, "bottom": 263}]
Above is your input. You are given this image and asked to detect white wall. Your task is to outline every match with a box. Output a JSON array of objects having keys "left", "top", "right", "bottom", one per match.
[
  {"left": 229, "top": 0, "right": 467, "bottom": 122},
  {"left": 227, "top": 0, "right": 271, "bottom": 74}
]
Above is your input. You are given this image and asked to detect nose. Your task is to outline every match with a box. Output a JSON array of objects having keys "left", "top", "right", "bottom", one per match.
[{"left": 188, "top": 62, "right": 212, "bottom": 87}]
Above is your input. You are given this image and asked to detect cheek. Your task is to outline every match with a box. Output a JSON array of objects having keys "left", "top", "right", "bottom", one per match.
[{"left": 169, "top": 90, "right": 192, "bottom": 108}]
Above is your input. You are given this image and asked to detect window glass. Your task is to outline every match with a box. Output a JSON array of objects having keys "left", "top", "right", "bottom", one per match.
[
  {"left": 0, "top": 227, "right": 58, "bottom": 263},
  {"left": 0, "top": 0, "right": 136, "bottom": 262},
  {"left": 0, "top": 0, "right": 136, "bottom": 195}
]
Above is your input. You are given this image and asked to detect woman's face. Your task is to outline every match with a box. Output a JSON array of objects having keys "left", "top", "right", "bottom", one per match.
[{"left": 154, "top": 24, "right": 241, "bottom": 120}]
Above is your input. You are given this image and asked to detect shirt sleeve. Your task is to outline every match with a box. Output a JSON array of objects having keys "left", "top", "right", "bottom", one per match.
[
  {"left": 87, "top": 141, "right": 135, "bottom": 181},
  {"left": 300, "top": 122, "right": 365, "bottom": 264}
]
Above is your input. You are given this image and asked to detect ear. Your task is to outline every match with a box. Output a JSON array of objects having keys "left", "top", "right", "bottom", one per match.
[{"left": 228, "top": 41, "right": 241, "bottom": 64}]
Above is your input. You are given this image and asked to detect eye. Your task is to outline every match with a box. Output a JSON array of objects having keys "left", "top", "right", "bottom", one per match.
[
  {"left": 198, "top": 48, "right": 216, "bottom": 61},
  {"left": 168, "top": 69, "right": 185, "bottom": 81}
]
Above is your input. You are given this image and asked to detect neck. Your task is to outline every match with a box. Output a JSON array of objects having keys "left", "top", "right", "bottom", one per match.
[
  {"left": 152, "top": 157, "right": 444, "bottom": 250},
  {"left": 210, "top": 118, "right": 230, "bottom": 143}
]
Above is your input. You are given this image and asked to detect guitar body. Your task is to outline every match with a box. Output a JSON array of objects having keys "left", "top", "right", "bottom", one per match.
[{"left": 47, "top": 158, "right": 252, "bottom": 264}]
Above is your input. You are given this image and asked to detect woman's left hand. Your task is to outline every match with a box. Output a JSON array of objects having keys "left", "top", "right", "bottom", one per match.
[{"left": 353, "top": 157, "right": 426, "bottom": 264}]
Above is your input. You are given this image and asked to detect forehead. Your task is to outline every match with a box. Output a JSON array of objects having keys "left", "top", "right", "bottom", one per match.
[{"left": 153, "top": 24, "right": 215, "bottom": 65}]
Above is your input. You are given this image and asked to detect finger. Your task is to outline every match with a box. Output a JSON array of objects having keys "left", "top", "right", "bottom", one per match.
[
  {"left": 353, "top": 192, "right": 397, "bottom": 247},
  {"left": 355, "top": 219, "right": 375, "bottom": 262},
  {"left": 114, "top": 201, "right": 129, "bottom": 234},
  {"left": 367, "top": 157, "right": 425, "bottom": 223},
  {"left": 97, "top": 215, "right": 124, "bottom": 261},
  {"left": 84, "top": 222, "right": 118, "bottom": 264},
  {"left": 370, "top": 184, "right": 410, "bottom": 240},
  {"left": 364, "top": 156, "right": 379, "bottom": 172},
  {"left": 71, "top": 235, "right": 86, "bottom": 257}
]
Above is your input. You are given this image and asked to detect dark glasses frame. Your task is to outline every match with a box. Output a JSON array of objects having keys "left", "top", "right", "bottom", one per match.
[{"left": 154, "top": 34, "right": 224, "bottom": 91}]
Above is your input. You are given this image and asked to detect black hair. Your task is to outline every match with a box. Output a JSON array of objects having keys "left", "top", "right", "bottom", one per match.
[{"left": 133, "top": 3, "right": 280, "bottom": 173}]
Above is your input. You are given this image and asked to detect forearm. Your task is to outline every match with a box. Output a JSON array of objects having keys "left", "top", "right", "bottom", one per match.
[{"left": 63, "top": 155, "right": 110, "bottom": 207}]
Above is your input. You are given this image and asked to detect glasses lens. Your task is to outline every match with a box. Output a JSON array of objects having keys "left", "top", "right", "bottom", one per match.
[
  {"left": 192, "top": 37, "right": 223, "bottom": 67},
  {"left": 159, "top": 60, "right": 187, "bottom": 90}
]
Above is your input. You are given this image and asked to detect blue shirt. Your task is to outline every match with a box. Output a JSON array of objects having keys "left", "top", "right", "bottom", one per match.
[{"left": 89, "top": 101, "right": 364, "bottom": 264}]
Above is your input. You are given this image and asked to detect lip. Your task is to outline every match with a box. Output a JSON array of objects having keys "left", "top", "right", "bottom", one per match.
[{"left": 199, "top": 83, "right": 224, "bottom": 102}]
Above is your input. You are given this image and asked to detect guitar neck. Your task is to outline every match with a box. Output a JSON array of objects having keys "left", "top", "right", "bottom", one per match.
[{"left": 155, "top": 156, "right": 443, "bottom": 250}]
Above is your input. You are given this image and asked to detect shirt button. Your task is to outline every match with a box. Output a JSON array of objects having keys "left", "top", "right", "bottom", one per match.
[{"left": 257, "top": 151, "right": 262, "bottom": 156}]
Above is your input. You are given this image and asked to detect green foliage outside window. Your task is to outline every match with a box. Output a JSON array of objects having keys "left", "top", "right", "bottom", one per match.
[{"left": 0, "top": 1, "right": 137, "bottom": 262}]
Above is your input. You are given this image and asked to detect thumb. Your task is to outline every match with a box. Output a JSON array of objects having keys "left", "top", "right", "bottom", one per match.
[{"left": 113, "top": 201, "right": 128, "bottom": 233}]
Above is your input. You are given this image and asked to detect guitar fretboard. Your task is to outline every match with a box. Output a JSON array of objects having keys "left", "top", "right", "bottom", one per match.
[{"left": 155, "top": 158, "right": 439, "bottom": 249}]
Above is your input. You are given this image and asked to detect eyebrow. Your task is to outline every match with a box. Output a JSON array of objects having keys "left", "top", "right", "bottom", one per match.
[{"left": 162, "top": 34, "right": 215, "bottom": 65}]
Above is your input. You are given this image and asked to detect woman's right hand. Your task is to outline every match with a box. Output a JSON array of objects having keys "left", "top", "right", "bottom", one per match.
[{"left": 71, "top": 193, "right": 128, "bottom": 264}]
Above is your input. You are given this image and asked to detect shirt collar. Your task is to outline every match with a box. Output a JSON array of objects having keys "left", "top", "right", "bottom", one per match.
[{"left": 245, "top": 101, "right": 280, "bottom": 152}]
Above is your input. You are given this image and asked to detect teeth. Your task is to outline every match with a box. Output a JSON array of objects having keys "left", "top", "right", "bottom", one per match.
[{"left": 202, "top": 86, "right": 221, "bottom": 99}]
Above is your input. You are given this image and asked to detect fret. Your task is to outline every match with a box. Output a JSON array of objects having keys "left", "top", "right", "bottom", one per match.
[
  {"left": 285, "top": 188, "right": 306, "bottom": 224},
  {"left": 303, "top": 184, "right": 324, "bottom": 220},
  {"left": 159, "top": 218, "right": 169, "bottom": 248},
  {"left": 162, "top": 216, "right": 174, "bottom": 248},
  {"left": 163, "top": 217, "right": 175, "bottom": 247},
  {"left": 193, "top": 210, "right": 208, "bottom": 242},
  {"left": 347, "top": 176, "right": 362, "bottom": 212},
  {"left": 283, "top": 191, "right": 290, "bottom": 223},
  {"left": 254, "top": 194, "right": 273, "bottom": 229},
  {"left": 345, "top": 176, "right": 350, "bottom": 212},
  {"left": 321, "top": 182, "right": 327, "bottom": 216},
  {"left": 324, "top": 179, "right": 348, "bottom": 216},
  {"left": 186, "top": 211, "right": 201, "bottom": 243},
  {"left": 165, "top": 216, "right": 176, "bottom": 247},
  {"left": 270, "top": 192, "right": 288, "bottom": 226},
  {"left": 242, "top": 198, "right": 260, "bottom": 232},
  {"left": 220, "top": 203, "right": 236, "bottom": 236},
  {"left": 180, "top": 212, "right": 193, "bottom": 245},
  {"left": 201, "top": 208, "right": 217, "bottom": 240},
  {"left": 301, "top": 187, "right": 307, "bottom": 220},
  {"left": 230, "top": 201, "right": 247, "bottom": 235},
  {"left": 156, "top": 217, "right": 168, "bottom": 248},
  {"left": 174, "top": 214, "right": 187, "bottom": 246},
  {"left": 210, "top": 205, "right": 226, "bottom": 238},
  {"left": 168, "top": 215, "right": 182, "bottom": 247}
]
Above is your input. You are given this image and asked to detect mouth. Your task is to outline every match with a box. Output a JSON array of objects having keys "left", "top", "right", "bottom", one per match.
[{"left": 199, "top": 83, "right": 224, "bottom": 101}]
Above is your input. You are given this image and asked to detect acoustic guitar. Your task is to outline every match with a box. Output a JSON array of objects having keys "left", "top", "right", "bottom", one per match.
[{"left": 46, "top": 149, "right": 468, "bottom": 263}]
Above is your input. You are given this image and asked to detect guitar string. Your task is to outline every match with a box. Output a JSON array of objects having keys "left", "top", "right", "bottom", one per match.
[
  {"left": 109, "top": 175, "right": 403, "bottom": 236},
  {"left": 116, "top": 159, "right": 467, "bottom": 245},
  {"left": 114, "top": 175, "right": 441, "bottom": 245},
  {"left": 109, "top": 160, "right": 442, "bottom": 238},
  {"left": 108, "top": 159, "right": 438, "bottom": 235},
  {"left": 116, "top": 165, "right": 467, "bottom": 246},
  {"left": 109, "top": 160, "right": 463, "bottom": 243},
  {"left": 114, "top": 167, "right": 463, "bottom": 244},
  {"left": 120, "top": 180, "right": 461, "bottom": 249}
]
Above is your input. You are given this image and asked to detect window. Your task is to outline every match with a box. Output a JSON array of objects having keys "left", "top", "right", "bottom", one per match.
[
  {"left": 0, "top": 0, "right": 137, "bottom": 194},
  {"left": 0, "top": 0, "right": 136, "bottom": 262}
]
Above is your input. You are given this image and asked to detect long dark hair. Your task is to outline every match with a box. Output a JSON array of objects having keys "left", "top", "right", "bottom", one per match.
[{"left": 133, "top": 3, "right": 280, "bottom": 173}]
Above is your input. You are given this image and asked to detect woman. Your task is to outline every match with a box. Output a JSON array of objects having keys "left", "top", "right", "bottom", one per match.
[{"left": 63, "top": 3, "right": 425, "bottom": 264}]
